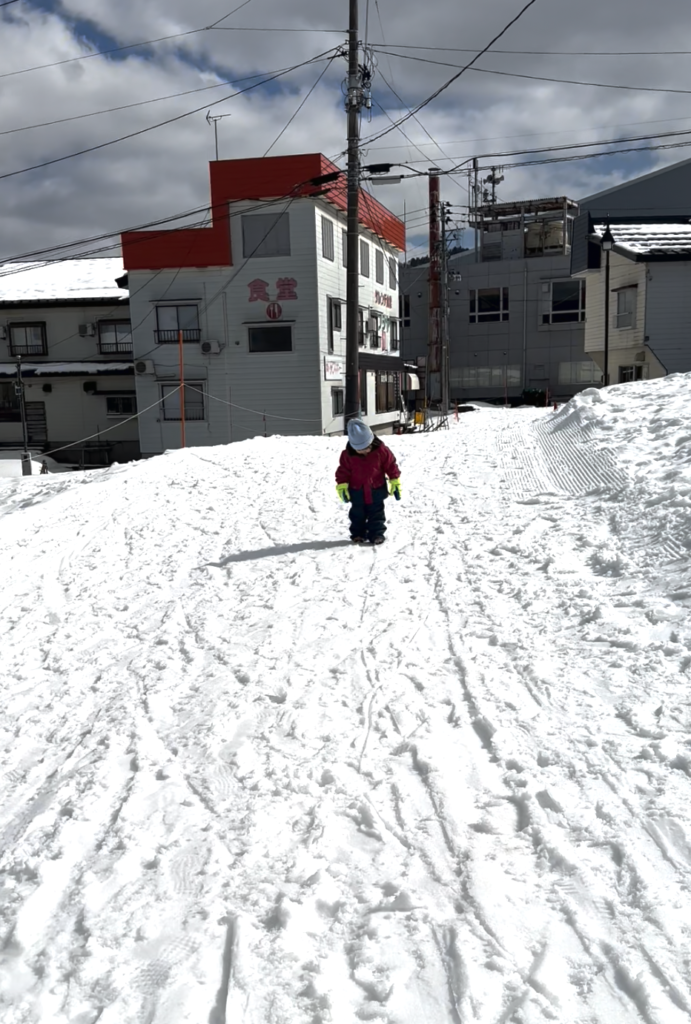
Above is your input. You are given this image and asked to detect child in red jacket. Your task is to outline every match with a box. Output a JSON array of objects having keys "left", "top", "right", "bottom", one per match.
[{"left": 336, "top": 418, "right": 401, "bottom": 545}]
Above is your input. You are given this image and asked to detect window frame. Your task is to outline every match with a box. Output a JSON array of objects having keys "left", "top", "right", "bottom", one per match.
[
  {"left": 375, "top": 371, "right": 398, "bottom": 413},
  {"left": 557, "top": 359, "right": 600, "bottom": 385},
  {"left": 161, "top": 381, "right": 206, "bottom": 421},
  {"left": 331, "top": 387, "right": 344, "bottom": 416},
  {"left": 106, "top": 395, "right": 137, "bottom": 418},
  {"left": 321, "top": 216, "right": 335, "bottom": 261},
  {"left": 388, "top": 257, "right": 398, "bottom": 290},
  {"left": 390, "top": 319, "right": 400, "bottom": 351},
  {"left": 615, "top": 286, "right": 637, "bottom": 329},
  {"left": 360, "top": 239, "right": 370, "bottom": 278},
  {"left": 367, "top": 312, "right": 380, "bottom": 349},
  {"left": 375, "top": 249, "right": 385, "bottom": 285},
  {"left": 9, "top": 321, "right": 47, "bottom": 356},
  {"left": 469, "top": 287, "right": 510, "bottom": 324},
  {"left": 542, "top": 279, "right": 586, "bottom": 325},
  {"left": 327, "top": 298, "right": 342, "bottom": 354},
  {"left": 247, "top": 324, "right": 293, "bottom": 353},
  {"left": 98, "top": 320, "right": 133, "bottom": 354},
  {"left": 155, "top": 305, "right": 200, "bottom": 344},
  {"left": 241, "top": 211, "right": 291, "bottom": 258},
  {"left": 401, "top": 294, "right": 411, "bottom": 327}
]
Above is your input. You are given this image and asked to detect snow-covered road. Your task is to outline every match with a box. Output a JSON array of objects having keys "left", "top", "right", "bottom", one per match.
[{"left": 2, "top": 377, "right": 691, "bottom": 1024}]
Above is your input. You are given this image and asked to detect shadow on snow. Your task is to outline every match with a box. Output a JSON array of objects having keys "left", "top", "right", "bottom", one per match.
[{"left": 200, "top": 539, "right": 353, "bottom": 567}]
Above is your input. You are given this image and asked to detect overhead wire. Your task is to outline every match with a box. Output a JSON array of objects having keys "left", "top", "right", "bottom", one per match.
[
  {"left": 372, "top": 47, "right": 691, "bottom": 97},
  {"left": 0, "top": 48, "right": 339, "bottom": 183},
  {"left": 366, "top": 43, "right": 691, "bottom": 56},
  {"left": 263, "top": 56, "right": 336, "bottom": 157},
  {"left": 0, "top": 64, "right": 317, "bottom": 138},
  {"left": 361, "top": 0, "right": 540, "bottom": 146}
]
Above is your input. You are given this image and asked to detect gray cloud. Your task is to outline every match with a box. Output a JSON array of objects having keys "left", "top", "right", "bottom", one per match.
[{"left": 2, "top": 0, "right": 691, "bottom": 259}]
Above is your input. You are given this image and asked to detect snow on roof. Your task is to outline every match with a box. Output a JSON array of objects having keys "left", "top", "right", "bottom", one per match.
[
  {"left": 0, "top": 362, "right": 132, "bottom": 376},
  {"left": 0, "top": 258, "right": 127, "bottom": 302},
  {"left": 593, "top": 221, "right": 691, "bottom": 257}
]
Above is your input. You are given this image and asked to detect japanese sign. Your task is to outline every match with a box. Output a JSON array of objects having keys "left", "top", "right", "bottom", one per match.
[
  {"left": 248, "top": 278, "right": 298, "bottom": 321},
  {"left": 324, "top": 357, "right": 345, "bottom": 381}
]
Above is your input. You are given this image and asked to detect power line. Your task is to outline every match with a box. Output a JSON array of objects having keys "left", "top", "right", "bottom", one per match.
[
  {"left": 369, "top": 43, "right": 691, "bottom": 57},
  {"left": 0, "top": 49, "right": 338, "bottom": 184},
  {"left": 263, "top": 57, "right": 336, "bottom": 157},
  {"left": 373, "top": 48, "right": 691, "bottom": 97},
  {"left": 0, "top": 65, "right": 309, "bottom": 139},
  {"left": 208, "top": 0, "right": 256, "bottom": 30},
  {"left": 361, "top": 0, "right": 540, "bottom": 147}
]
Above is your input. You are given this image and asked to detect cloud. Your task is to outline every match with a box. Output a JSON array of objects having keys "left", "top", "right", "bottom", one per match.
[{"left": 3, "top": 0, "right": 691, "bottom": 260}]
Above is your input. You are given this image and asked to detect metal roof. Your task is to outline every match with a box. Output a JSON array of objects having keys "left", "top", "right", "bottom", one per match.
[
  {"left": 0, "top": 259, "right": 127, "bottom": 302},
  {"left": 593, "top": 221, "right": 691, "bottom": 258}
]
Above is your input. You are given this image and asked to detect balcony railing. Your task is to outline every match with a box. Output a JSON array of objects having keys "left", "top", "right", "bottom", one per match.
[
  {"left": 155, "top": 329, "right": 201, "bottom": 344},
  {"left": 99, "top": 340, "right": 133, "bottom": 354},
  {"left": 10, "top": 342, "right": 46, "bottom": 356}
]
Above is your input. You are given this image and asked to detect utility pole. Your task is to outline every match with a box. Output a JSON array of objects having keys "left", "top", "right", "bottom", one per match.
[
  {"left": 427, "top": 168, "right": 442, "bottom": 418},
  {"left": 15, "top": 357, "right": 32, "bottom": 475},
  {"left": 440, "top": 203, "right": 450, "bottom": 422},
  {"left": 344, "top": 0, "right": 364, "bottom": 427}
]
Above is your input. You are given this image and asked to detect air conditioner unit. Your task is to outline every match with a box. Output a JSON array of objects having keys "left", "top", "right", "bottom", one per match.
[
  {"left": 134, "top": 359, "right": 155, "bottom": 375},
  {"left": 200, "top": 339, "right": 220, "bottom": 355},
  {"left": 79, "top": 323, "right": 96, "bottom": 337}
]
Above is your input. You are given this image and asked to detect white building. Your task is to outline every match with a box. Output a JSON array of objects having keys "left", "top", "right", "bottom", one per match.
[
  {"left": 121, "top": 154, "right": 406, "bottom": 454},
  {"left": 0, "top": 259, "right": 139, "bottom": 465}
]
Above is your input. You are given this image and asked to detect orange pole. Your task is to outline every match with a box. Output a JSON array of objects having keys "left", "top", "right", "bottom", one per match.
[{"left": 178, "top": 329, "right": 186, "bottom": 448}]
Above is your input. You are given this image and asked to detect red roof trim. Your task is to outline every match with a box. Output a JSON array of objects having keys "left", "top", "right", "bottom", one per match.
[{"left": 122, "top": 154, "right": 404, "bottom": 270}]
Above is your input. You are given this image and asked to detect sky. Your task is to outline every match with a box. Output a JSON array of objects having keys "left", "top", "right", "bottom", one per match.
[
  {"left": 3, "top": 0, "right": 691, "bottom": 261},
  {"left": 3, "top": 376, "right": 691, "bottom": 1022}
]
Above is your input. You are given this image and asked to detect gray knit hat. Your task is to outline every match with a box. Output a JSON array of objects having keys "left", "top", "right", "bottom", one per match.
[{"left": 347, "top": 418, "right": 375, "bottom": 451}]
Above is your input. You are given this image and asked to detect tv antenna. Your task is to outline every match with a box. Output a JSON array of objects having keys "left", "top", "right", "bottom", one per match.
[{"left": 206, "top": 111, "right": 232, "bottom": 161}]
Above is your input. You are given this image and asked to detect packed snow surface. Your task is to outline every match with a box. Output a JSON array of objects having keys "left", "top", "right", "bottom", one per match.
[{"left": 3, "top": 375, "right": 691, "bottom": 1024}]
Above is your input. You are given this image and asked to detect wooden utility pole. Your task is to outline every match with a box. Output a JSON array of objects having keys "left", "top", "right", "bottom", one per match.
[
  {"left": 427, "top": 169, "right": 442, "bottom": 410},
  {"left": 344, "top": 0, "right": 363, "bottom": 426}
]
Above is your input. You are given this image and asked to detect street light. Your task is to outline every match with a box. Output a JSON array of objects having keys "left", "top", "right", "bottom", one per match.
[{"left": 601, "top": 223, "right": 614, "bottom": 388}]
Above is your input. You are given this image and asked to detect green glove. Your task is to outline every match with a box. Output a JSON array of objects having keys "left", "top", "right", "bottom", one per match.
[
  {"left": 336, "top": 483, "right": 351, "bottom": 503},
  {"left": 388, "top": 478, "right": 402, "bottom": 500}
]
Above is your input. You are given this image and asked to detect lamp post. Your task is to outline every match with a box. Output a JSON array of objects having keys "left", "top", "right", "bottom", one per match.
[{"left": 601, "top": 223, "right": 614, "bottom": 388}]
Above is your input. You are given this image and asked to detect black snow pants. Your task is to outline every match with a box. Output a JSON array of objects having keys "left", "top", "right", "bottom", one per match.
[{"left": 349, "top": 485, "right": 388, "bottom": 542}]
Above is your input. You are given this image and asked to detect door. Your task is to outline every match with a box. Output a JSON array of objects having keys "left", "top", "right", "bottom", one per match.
[{"left": 25, "top": 401, "right": 47, "bottom": 445}]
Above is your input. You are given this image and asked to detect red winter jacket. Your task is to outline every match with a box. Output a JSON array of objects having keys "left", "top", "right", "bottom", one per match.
[{"left": 335, "top": 438, "right": 400, "bottom": 504}]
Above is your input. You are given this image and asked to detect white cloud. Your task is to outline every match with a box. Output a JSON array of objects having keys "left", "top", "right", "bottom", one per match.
[{"left": 2, "top": 0, "right": 691, "bottom": 259}]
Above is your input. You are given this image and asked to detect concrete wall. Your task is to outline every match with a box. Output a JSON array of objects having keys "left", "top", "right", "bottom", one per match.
[{"left": 402, "top": 253, "right": 591, "bottom": 401}]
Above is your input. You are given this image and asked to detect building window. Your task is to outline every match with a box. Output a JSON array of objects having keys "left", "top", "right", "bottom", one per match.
[
  {"left": 615, "top": 286, "right": 637, "bottom": 329},
  {"left": 0, "top": 381, "right": 20, "bottom": 422},
  {"left": 242, "top": 212, "right": 291, "bottom": 258},
  {"left": 331, "top": 388, "right": 344, "bottom": 416},
  {"left": 358, "top": 308, "right": 366, "bottom": 347},
  {"left": 99, "top": 321, "right": 133, "bottom": 354},
  {"left": 161, "top": 382, "right": 205, "bottom": 421},
  {"left": 9, "top": 322, "right": 47, "bottom": 356},
  {"left": 451, "top": 366, "right": 522, "bottom": 387},
  {"left": 376, "top": 371, "right": 398, "bottom": 412},
  {"left": 155, "top": 305, "right": 200, "bottom": 343},
  {"left": 542, "top": 280, "right": 585, "bottom": 324},
  {"left": 248, "top": 325, "right": 292, "bottom": 352},
  {"left": 390, "top": 320, "right": 400, "bottom": 351},
  {"left": 375, "top": 249, "right": 384, "bottom": 285},
  {"left": 327, "top": 298, "right": 342, "bottom": 353},
  {"left": 388, "top": 257, "right": 397, "bottom": 290},
  {"left": 106, "top": 395, "right": 137, "bottom": 418},
  {"left": 360, "top": 240, "right": 370, "bottom": 278},
  {"left": 359, "top": 369, "right": 368, "bottom": 413},
  {"left": 342, "top": 229, "right": 348, "bottom": 267},
  {"left": 401, "top": 294, "right": 411, "bottom": 327},
  {"left": 367, "top": 312, "right": 380, "bottom": 349},
  {"left": 469, "top": 288, "right": 509, "bottom": 323},
  {"left": 322, "top": 217, "right": 334, "bottom": 261},
  {"left": 557, "top": 360, "right": 600, "bottom": 385},
  {"left": 619, "top": 365, "right": 643, "bottom": 383}
]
